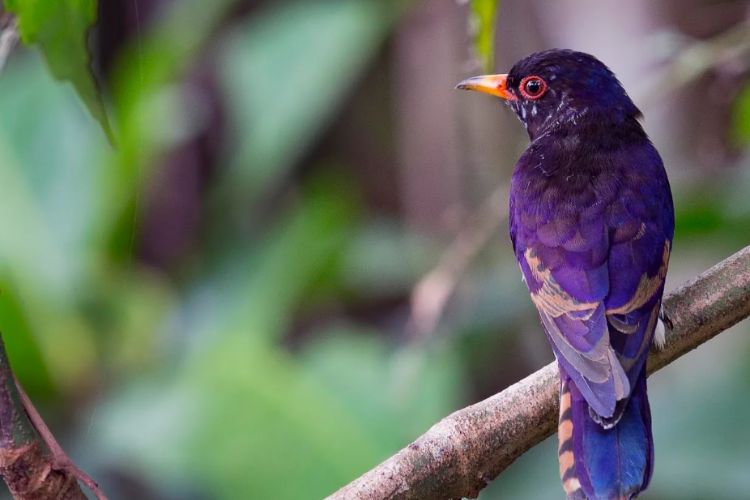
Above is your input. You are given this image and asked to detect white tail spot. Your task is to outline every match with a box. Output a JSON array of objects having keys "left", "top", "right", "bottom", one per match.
[{"left": 654, "top": 317, "right": 666, "bottom": 350}]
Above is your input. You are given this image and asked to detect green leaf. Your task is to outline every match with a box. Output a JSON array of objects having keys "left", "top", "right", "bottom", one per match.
[
  {"left": 470, "top": 0, "right": 499, "bottom": 72},
  {"left": 732, "top": 83, "right": 750, "bottom": 146},
  {"left": 3, "top": 0, "right": 113, "bottom": 141},
  {"left": 0, "top": 275, "right": 54, "bottom": 397}
]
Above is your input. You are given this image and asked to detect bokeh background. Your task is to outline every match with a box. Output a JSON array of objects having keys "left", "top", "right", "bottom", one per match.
[{"left": 0, "top": 0, "right": 749, "bottom": 498}]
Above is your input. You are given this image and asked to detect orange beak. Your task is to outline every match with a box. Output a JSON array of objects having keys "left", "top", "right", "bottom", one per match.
[{"left": 455, "top": 74, "right": 515, "bottom": 100}]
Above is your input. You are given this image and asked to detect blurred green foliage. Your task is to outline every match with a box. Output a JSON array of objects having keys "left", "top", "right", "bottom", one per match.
[
  {"left": 732, "top": 83, "right": 750, "bottom": 146},
  {"left": 0, "top": 0, "right": 464, "bottom": 498},
  {"left": 470, "top": 0, "right": 499, "bottom": 72},
  {"left": 218, "top": 0, "right": 393, "bottom": 204},
  {"left": 0, "top": 1, "right": 748, "bottom": 499}
]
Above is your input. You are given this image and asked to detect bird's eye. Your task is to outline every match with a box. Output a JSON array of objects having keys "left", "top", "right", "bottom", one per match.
[{"left": 519, "top": 76, "right": 547, "bottom": 100}]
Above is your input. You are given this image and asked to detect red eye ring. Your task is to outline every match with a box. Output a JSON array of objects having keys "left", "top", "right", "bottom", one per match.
[{"left": 519, "top": 75, "right": 548, "bottom": 100}]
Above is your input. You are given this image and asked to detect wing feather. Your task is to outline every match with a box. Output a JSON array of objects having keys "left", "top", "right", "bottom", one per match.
[{"left": 510, "top": 140, "right": 673, "bottom": 420}]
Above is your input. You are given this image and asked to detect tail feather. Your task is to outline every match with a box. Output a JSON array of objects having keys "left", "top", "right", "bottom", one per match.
[
  {"left": 558, "top": 371, "right": 653, "bottom": 500},
  {"left": 558, "top": 380, "right": 587, "bottom": 499}
]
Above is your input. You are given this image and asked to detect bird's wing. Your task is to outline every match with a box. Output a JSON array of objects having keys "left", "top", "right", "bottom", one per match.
[
  {"left": 603, "top": 178, "right": 672, "bottom": 391},
  {"left": 511, "top": 158, "right": 672, "bottom": 420},
  {"left": 517, "top": 216, "right": 625, "bottom": 419}
]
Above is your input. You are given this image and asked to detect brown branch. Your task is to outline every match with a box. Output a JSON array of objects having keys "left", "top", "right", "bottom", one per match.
[
  {"left": 328, "top": 244, "right": 750, "bottom": 500},
  {"left": 0, "top": 334, "right": 107, "bottom": 500}
]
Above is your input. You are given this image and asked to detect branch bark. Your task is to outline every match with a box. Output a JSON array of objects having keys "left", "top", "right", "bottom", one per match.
[
  {"left": 328, "top": 244, "right": 750, "bottom": 500},
  {"left": 0, "top": 334, "right": 88, "bottom": 499}
]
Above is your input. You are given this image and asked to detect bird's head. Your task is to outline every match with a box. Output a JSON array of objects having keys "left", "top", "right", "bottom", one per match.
[{"left": 456, "top": 49, "right": 641, "bottom": 139}]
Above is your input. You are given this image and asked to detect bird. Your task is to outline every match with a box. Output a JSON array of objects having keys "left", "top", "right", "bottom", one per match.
[{"left": 456, "top": 49, "right": 674, "bottom": 499}]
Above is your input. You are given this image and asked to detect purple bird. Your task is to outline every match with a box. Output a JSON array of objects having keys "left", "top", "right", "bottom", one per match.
[{"left": 457, "top": 49, "right": 674, "bottom": 499}]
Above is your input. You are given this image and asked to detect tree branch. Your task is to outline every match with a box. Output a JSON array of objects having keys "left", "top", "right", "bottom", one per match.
[
  {"left": 0, "top": 335, "right": 86, "bottom": 499},
  {"left": 328, "top": 244, "right": 750, "bottom": 500},
  {"left": 0, "top": 333, "right": 108, "bottom": 500}
]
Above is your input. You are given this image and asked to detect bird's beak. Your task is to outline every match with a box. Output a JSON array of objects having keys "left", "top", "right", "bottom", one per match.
[{"left": 455, "top": 74, "right": 515, "bottom": 100}]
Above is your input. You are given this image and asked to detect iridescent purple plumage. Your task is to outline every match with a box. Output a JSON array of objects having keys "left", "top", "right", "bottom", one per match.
[{"left": 462, "top": 49, "right": 674, "bottom": 499}]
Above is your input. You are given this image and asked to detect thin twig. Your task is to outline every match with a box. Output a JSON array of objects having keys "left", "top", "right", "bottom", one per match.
[
  {"left": 0, "top": 334, "right": 91, "bottom": 500},
  {"left": 329, "top": 244, "right": 750, "bottom": 500},
  {"left": 14, "top": 378, "right": 108, "bottom": 500},
  {"left": 406, "top": 185, "right": 507, "bottom": 341},
  {"left": 636, "top": 21, "right": 750, "bottom": 106}
]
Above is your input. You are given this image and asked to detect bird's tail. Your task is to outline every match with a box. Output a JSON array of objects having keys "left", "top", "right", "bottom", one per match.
[{"left": 557, "top": 370, "right": 653, "bottom": 500}]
